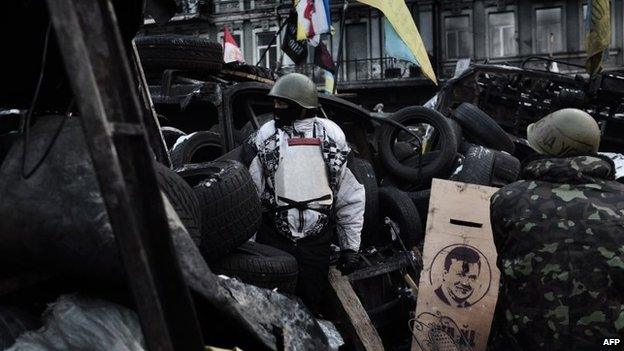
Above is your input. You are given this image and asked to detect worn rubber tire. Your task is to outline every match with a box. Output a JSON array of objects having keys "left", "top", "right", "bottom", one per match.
[
  {"left": 161, "top": 126, "right": 186, "bottom": 150},
  {"left": 211, "top": 241, "right": 298, "bottom": 294},
  {"left": 448, "top": 118, "right": 463, "bottom": 146},
  {"left": 207, "top": 125, "right": 245, "bottom": 146},
  {"left": 491, "top": 151, "right": 521, "bottom": 186},
  {"left": 135, "top": 35, "right": 223, "bottom": 74},
  {"left": 407, "top": 189, "right": 431, "bottom": 229},
  {"left": 379, "top": 107, "right": 458, "bottom": 185},
  {"left": 383, "top": 151, "right": 459, "bottom": 191},
  {"left": 0, "top": 307, "right": 40, "bottom": 349},
  {"left": 453, "top": 145, "right": 495, "bottom": 186},
  {"left": 169, "top": 131, "right": 224, "bottom": 168},
  {"left": 451, "top": 103, "right": 514, "bottom": 154},
  {"left": 392, "top": 142, "right": 417, "bottom": 162},
  {"left": 176, "top": 160, "right": 262, "bottom": 262},
  {"left": 378, "top": 187, "right": 423, "bottom": 249},
  {"left": 154, "top": 162, "right": 202, "bottom": 246},
  {"left": 347, "top": 158, "right": 380, "bottom": 249}
]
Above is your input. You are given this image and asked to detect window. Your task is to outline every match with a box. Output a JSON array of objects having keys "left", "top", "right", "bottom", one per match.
[
  {"left": 444, "top": 15, "right": 472, "bottom": 59},
  {"left": 255, "top": 31, "right": 278, "bottom": 70},
  {"left": 488, "top": 12, "right": 517, "bottom": 58},
  {"left": 419, "top": 10, "right": 434, "bottom": 54},
  {"left": 535, "top": 7, "right": 564, "bottom": 54},
  {"left": 345, "top": 22, "right": 368, "bottom": 80},
  {"left": 581, "top": 3, "right": 589, "bottom": 48}
]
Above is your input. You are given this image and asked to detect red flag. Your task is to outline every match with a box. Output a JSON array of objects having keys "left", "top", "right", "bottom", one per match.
[
  {"left": 314, "top": 41, "right": 336, "bottom": 74},
  {"left": 223, "top": 26, "right": 244, "bottom": 63}
]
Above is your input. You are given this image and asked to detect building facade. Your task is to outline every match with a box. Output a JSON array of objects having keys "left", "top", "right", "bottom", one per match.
[{"left": 141, "top": 0, "right": 624, "bottom": 110}]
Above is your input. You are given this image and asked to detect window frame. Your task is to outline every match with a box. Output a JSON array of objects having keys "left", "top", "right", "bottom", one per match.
[
  {"left": 417, "top": 4, "right": 434, "bottom": 55},
  {"left": 252, "top": 26, "right": 281, "bottom": 69},
  {"left": 441, "top": 11, "right": 474, "bottom": 60},
  {"left": 532, "top": 4, "right": 567, "bottom": 55},
  {"left": 340, "top": 17, "right": 371, "bottom": 81},
  {"left": 485, "top": 7, "right": 518, "bottom": 59}
]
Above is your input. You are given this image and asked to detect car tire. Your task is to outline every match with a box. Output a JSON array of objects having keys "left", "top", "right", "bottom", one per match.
[
  {"left": 378, "top": 187, "right": 424, "bottom": 249},
  {"left": 379, "top": 107, "right": 458, "bottom": 185},
  {"left": 451, "top": 103, "right": 514, "bottom": 154},
  {"left": 155, "top": 161, "right": 203, "bottom": 246},
  {"left": 347, "top": 157, "right": 380, "bottom": 249},
  {"left": 161, "top": 126, "right": 186, "bottom": 150},
  {"left": 453, "top": 145, "right": 496, "bottom": 186},
  {"left": 135, "top": 35, "right": 223, "bottom": 74},
  {"left": 176, "top": 160, "right": 262, "bottom": 262},
  {"left": 491, "top": 151, "right": 521, "bottom": 186},
  {"left": 211, "top": 241, "right": 298, "bottom": 294},
  {"left": 0, "top": 307, "right": 40, "bottom": 349},
  {"left": 407, "top": 189, "right": 431, "bottom": 229},
  {"left": 448, "top": 118, "right": 463, "bottom": 146},
  {"left": 169, "top": 131, "right": 224, "bottom": 167}
]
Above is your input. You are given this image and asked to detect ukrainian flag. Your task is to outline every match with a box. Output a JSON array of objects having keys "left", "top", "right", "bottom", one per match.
[
  {"left": 586, "top": 0, "right": 611, "bottom": 75},
  {"left": 356, "top": 0, "right": 437, "bottom": 84}
]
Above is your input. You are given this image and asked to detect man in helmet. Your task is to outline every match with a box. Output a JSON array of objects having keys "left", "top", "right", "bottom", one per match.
[
  {"left": 489, "top": 108, "right": 624, "bottom": 349},
  {"left": 244, "top": 73, "right": 365, "bottom": 312}
]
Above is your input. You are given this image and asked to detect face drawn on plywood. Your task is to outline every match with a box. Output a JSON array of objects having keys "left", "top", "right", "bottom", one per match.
[{"left": 429, "top": 244, "right": 492, "bottom": 308}]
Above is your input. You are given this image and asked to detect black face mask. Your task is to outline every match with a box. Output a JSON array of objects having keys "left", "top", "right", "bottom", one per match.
[{"left": 274, "top": 105, "right": 304, "bottom": 129}]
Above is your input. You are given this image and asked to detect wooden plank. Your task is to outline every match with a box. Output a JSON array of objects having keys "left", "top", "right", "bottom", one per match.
[
  {"left": 328, "top": 267, "right": 384, "bottom": 351},
  {"left": 412, "top": 179, "right": 500, "bottom": 351}
]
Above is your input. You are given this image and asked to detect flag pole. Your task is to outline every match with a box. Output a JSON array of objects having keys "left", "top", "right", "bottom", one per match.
[
  {"left": 333, "top": 0, "right": 349, "bottom": 94},
  {"left": 256, "top": 12, "right": 292, "bottom": 67}
]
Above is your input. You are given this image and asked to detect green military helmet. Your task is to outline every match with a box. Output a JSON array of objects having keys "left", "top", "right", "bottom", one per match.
[
  {"left": 268, "top": 73, "right": 318, "bottom": 109},
  {"left": 527, "top": 108, "right": 601, "bottom": 157}
]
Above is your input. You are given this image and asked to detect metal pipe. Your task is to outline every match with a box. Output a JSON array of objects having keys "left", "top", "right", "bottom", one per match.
[{"left": 432, "top": 0, "right": 441, "bottom": 77}]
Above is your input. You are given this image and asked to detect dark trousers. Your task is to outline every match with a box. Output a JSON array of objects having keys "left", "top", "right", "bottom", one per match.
[{"left": 256, "top": 216, "right": 332, "bottom": 314}]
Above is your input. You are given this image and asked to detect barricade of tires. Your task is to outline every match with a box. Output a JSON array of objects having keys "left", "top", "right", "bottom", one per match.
[
  {"left": 166, "top": 159, "right": 298, "bottom": 294},
  {"left": 137, "top": 33, "right": 522, "bottom": 290},
  {"left": 369, "top": 102, "right": 521, "bottom": 238}
]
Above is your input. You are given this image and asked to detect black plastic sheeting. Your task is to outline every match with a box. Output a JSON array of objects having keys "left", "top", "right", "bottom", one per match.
[{"left": 0, "top": 116, "right": 331, "bottom": 350}]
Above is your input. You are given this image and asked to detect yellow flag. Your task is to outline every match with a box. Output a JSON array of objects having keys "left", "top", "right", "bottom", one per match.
[
  {"left": 356, "top": 0, "right": 437, "bottom": 84},
  {"left": 586, "top": 0, "right": 611, "bottom": 75}
]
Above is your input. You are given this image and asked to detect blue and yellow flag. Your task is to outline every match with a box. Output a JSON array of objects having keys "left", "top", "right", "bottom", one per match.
[
  {"left": 585, "top": 0, "right": 611, "bottom": 75},
  {"left": 356, "top": 0, "right": 436, "bottom": 84},
  {"left": 383, "top": 17, "right": 417, "bottom": 64}
]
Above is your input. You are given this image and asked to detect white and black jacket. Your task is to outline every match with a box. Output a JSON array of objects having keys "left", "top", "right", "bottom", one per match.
[{"left": 246, "top": 117, "right": 365, "bottom": 252}]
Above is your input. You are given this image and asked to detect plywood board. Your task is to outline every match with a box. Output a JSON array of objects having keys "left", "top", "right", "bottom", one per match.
[{"left": 411, "top": 179, "right": 500, "bottom": 351}]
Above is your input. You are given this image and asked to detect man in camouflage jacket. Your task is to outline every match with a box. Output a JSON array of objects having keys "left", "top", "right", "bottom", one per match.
[{"left": 489, "top": 109, "right": 624, "bottom": 349}]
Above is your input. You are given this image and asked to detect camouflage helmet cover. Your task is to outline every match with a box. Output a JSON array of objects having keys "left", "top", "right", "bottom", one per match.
[
  {"left": 268, "top": 73, "right": 319, "bottom": 109},
  {"left": 527, "top": 108, "right": 601, "bottom": 156}
]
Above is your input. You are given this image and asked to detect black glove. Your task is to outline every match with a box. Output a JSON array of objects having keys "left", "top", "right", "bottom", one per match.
[{"left": 338, "top": 249, "right": 359, "bottom": 275}]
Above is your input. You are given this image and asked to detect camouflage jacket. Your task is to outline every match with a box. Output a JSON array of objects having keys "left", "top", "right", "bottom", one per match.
[{"left": 489, "top": 155, "right": 624, "bottom": 350}]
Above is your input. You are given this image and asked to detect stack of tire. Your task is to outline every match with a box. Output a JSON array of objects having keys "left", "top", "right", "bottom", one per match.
[
  {"left": 157, "top": 159, "right": 298, "bottom": 294},
  {"left": 373, "top": 103, "right": 521, "bottom": 232}
]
